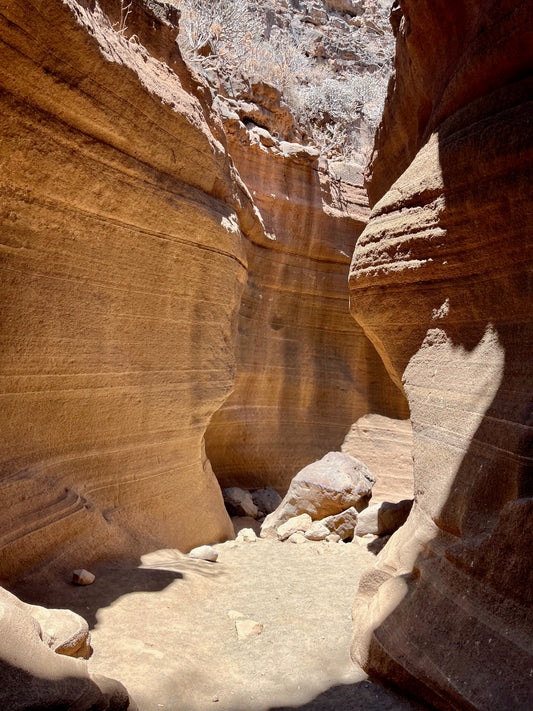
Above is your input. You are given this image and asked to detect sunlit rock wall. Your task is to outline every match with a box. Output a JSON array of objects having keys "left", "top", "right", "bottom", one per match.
[
  {"left": 349, "top": 1, "right": 533, "bottom": 709},
  {"left": 206, "top": 123, "right": 409, "bottom": 491},
  {"left": 0, "top": 0, "right": 261, "bottom": 581}
]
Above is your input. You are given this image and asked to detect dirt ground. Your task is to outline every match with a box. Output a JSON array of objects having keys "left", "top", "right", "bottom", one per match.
[{"left": 14, "top": 537, "right": 426, "bottom": 711}]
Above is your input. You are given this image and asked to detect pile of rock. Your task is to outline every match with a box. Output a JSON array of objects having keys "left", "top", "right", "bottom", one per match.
[{"left": 221, "top": 451, "right": 413, "bottom": 547}]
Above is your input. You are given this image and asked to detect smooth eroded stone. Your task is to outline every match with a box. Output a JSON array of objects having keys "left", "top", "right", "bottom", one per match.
[
  {"left": 0, "top": 0, "right": 247, "bottom": 583},
  {"left": 188, "top": 546, "right": 218, "bottom": 563},
  {"left": 288, "top": 532, "right": 308, "bottom": 544},
  {"left": 341, "top": 415, "right": 414, "bottom": 503},
  {"left": 72, "top": 569, "right": 95, "bottom": 586},
  {"left": 349, "top": 1, "right": 533, "bottom": 709},
  {"left": 0, "top": 587, "right": 132, "bottom": 710},
  {"left": 222, "top": 488, "right": 259, "bottom": 519},
  {"left": 355, "top": 500, "right": 413, "bottom": 537},
  {"left": 261, "top": 452, "right": 375, "bottom": 537},
  {"left": 304, "top": 522, "right": 331, "bottom": 541}
]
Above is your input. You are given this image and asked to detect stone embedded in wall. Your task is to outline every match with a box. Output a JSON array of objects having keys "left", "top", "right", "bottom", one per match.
[{"left": 349, "top": 1, "right": 533, "bottom": 709}]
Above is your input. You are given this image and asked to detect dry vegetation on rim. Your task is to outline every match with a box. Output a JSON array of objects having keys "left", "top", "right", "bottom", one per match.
[{"left": 173, "top": 0, "right": 393, "bottom": 158}]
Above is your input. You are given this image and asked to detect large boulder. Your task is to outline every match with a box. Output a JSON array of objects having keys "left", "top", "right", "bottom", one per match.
[
  {"left": 261, "top": 452, "right": 374, "bottom": 537},
  {"left": 222, "top": 487, "right": 259, "bottom": 518}
]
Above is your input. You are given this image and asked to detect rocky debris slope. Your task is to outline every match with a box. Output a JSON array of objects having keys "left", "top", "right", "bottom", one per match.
[{"left": 349, "top": 1, "right": 533, "bottom": 709}]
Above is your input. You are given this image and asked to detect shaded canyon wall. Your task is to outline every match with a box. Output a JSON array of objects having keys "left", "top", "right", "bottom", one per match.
[
  {"left": 349, "top": 1, "right": 533, "bottom": 709},
  {"left": 206, "top": 119, "right": 409, "bottom": 492}
]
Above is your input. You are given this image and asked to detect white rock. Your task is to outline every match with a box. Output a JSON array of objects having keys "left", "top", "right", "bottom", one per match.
[
  {"left": 304, "top": 521, "right": 330, "bottom": 541},
  {"left": 235, "top": 618, "right": 264, "bottom": 640},
  {"left": 277, "top": 513, "right": 312, "bottom": 541},
  {"left": 288, "top": 532, "right": 308, "bottom": 544},
  {"left": 236, "top": 528, "right": 257, "bottom": 543},
  {"left": 72, "top": 569, "right": 95, "bottom": 586},
  {"left": 326, "top": 533, "right": 341, "bottom": 543},
  {"left": 188, "top": 545, "right": 218, "bottom": 562}
]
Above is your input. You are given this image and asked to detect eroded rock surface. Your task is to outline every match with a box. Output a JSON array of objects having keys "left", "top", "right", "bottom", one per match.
[
  {"left": 349, "top": 1, "right": 533, "bottom": 709},
  {"left": 206, "top": 109, "right": 408, "bottom": 492},
  {"left": 341, "top": 414, "right": 413, "bottom": 503},
  {"left": 0, "top": 588, "right": 132, "bottom": 710},
  {"left": 0, "top": 0, "right": 264, "bottom": 580}
]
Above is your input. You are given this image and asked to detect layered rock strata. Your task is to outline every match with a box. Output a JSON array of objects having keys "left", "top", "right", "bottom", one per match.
[
  {"left": 0, "top": 0, "right": 263, "bottom": 581},
  {"left": 349, "top": 1, "right": 533, "bottom": 709},
  {"left": 341, "top": 414, "right": 413, "bottom": 503},
  {"left": 206, "top": 115, "right": 408, "bottom": 491}
]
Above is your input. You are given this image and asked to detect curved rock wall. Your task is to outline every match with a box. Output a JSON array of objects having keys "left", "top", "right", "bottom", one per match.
[
  {"left": 0, "top": 0, "right": 261, "bottom": 581},
  {"left": 349, "top": 1, "right": 533, "bottom": 708},
  {"left": 206, "top": 123, "right": 409, "bottom": 491}
]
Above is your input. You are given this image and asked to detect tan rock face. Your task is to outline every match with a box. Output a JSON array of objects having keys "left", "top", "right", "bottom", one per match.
[
  {"left": 341, "top": 414, "right": 413, "bottom": 503},
  {"left": 206, "top": 119, "right": 409, "bottom": 492},
  {"left": 349, "top": 1, "right": 533, "bottom": 709},
  {"left": 0, "top": 0, "right": 262, "bottom": 581}
]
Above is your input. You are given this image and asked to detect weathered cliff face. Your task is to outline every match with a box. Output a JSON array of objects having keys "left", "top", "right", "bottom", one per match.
[
  {"left": 349, "top": 1, "right": 533, "bottom": 709},
  {"left": 0, "top": 0, "right": 263, "bottom": 581},
  {"left": 205, "top": 112, "right": 409, "bottom": 491}
]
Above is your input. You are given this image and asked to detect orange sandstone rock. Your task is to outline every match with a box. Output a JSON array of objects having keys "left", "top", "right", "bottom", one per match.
[{"left": 349, "top": 1, "right": 533, "bottom": 709}]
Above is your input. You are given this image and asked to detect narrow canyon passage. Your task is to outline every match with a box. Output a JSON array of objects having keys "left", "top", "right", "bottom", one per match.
[{"left": 14, "top": 539, "right": 425, "bottom": 711}]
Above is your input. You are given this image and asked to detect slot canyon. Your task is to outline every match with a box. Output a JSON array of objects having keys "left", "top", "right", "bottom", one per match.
[{"left": 0, "top": 1, "right": 531, "bottom": 710}]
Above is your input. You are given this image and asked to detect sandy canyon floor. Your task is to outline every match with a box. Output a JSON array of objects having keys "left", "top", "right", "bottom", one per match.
[{"left": 15, "top": 538, "right": 427, "bottom": 711}]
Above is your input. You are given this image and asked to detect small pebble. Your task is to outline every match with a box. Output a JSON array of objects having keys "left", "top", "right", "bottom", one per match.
[{"left": 72, "top": 569, "right": 95, "bottom": 585}]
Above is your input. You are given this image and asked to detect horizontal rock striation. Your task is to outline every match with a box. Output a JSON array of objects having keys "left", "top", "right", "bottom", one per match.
[
  {"left": 206, "top": 117, "right": 409, "bottom": 492},
  {"left": 0, "top": 0, "right": 265, "bottom": 581},
  {"left": 349, "top": 1, "right": 533, "bottom": 709}
]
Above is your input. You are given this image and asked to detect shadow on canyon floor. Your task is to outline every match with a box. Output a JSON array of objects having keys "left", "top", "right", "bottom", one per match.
[
  {"left": 269, "top": 678, "right": 431, "bottom": 711},
  {"left": 10, "top": 552, "right": 227, "bottom": 629}
]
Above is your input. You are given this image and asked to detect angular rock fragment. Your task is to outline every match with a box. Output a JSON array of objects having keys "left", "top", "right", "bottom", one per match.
[
  {"left": 304, "top": 522, "right": 330, "bottom": 541},
  {"left": 288, "top": 532, "right": 308, "bottom": 544},
  {"left": 236, "top": 528, "right": 257, "bottom": 543},
  {"left": 322, "top": 506, "right": 358, "bottom": 540},
  {"left": 223, "top": 487, "right": 259, "bottom": 518},
  {"left": 235, "top": 618, "right": 264, "bottom": 640},
  {"left": 276, "top": 513, "right": 312, "bottom": 541},
  {"left": 261, "top": 452, "right": 374, "bottom": 537}
]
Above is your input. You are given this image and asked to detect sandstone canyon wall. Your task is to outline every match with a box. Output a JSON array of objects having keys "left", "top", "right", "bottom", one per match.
[
  {"left": 0, "top": 0, "right": 260, "bottom": 582},
  {"left": 0, "top": 0, "right": 410, "bottom": 585},
  {"left": 206, "top": 112, "right": 409, "bottom": 491},
  {"left": 349, "top": 1, "right": 532, "bottom": 709}
]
